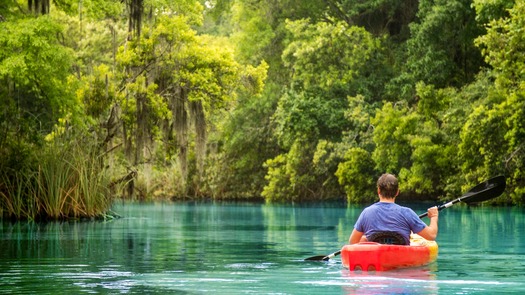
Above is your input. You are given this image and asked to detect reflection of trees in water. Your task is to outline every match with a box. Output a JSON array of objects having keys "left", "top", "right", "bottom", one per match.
[
  {"left": 441, "top": 206, "right": 525, "bottom": 250},
  {"left": 1, "top": 203, "right": 524, "bottom": 277}
]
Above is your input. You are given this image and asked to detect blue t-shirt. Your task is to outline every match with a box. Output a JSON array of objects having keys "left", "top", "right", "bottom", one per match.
[{"left": 354, "top": 202, "right": 427, "bottom": 244}]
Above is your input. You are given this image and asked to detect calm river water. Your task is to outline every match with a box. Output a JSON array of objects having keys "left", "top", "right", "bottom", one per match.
[{"left": 1, "top": 201, "right": 525, "bottom": 294}]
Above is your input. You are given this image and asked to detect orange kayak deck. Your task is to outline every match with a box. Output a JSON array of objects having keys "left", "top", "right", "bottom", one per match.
[{"left": 341, "top": 234, "right": 438, "bottom": 271}]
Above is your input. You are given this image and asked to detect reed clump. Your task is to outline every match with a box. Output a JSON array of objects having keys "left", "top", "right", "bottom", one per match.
[{"left": 0, "top": 137, "right": 113, "bottom": 220}]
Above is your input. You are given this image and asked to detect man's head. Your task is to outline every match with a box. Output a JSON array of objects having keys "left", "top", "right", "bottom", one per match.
[{"left": 377, "top": 173, "right": 399, "bottom": 199}]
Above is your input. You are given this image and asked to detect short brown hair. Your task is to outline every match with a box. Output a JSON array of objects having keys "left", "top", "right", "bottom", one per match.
[{"left": 377, "top": 173, "right": 398, "bottom": 198}]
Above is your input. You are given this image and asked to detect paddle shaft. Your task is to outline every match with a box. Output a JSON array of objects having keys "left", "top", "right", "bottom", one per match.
[
  {"left": 325, "top": 250, "right": 341, "bottom": 260},
  {"left": 418, "top": 199, "right": 459, "bottom": 218}
]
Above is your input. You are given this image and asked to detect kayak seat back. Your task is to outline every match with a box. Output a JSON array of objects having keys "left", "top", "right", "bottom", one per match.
[{"left": 368, "top": 231, "right": 407, "bottom": 245}]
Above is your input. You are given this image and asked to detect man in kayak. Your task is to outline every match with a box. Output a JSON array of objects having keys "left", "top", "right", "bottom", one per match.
[{"left": 348, "top": 173, "right": 439, "bottom": 245}]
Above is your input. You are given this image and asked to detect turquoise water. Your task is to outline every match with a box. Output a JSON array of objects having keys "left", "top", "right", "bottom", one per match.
[{"left": 1, "top": 201, "right": 525, "bottom": 294}]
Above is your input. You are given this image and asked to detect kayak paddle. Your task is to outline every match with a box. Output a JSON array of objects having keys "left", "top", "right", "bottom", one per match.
[
  {"left": 418, "top": 175, "right": 506, "bottom": 218},
  {"left": 304, "top": 175, "right": 506, "bottom": 261}
]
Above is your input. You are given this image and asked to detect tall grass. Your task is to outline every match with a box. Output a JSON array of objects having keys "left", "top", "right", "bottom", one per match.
[
  {"left": 70, "top": 146, "right": 112, "bottom": 217},
  {"left": 0, "top": 137, "right": 114, "bottom": 220},
  {"left": 37, "top": 143, "right": 73, "bottom": 219},
  {"left": 0, "top": 172, "right": 38, "bottom": 219}
]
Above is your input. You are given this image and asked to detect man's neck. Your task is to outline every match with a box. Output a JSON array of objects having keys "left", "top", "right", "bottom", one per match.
[{"left": 379, "top": 196, "right": 396, "bottom": 203}]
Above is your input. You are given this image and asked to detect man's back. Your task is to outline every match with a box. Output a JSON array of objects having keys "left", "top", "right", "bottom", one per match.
[{"left": 354, "top": 202, "right": 427, "bottom": 245}]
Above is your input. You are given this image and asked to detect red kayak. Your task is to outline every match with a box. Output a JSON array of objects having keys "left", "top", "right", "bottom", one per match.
[{"left": 341, "top": 235, "right": 438, "bottom": 271}]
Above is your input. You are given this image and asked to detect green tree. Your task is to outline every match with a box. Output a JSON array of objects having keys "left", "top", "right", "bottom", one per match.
[
  {"left": 394, "top": 0, "right": 485, "bottom": 99},
  {"left": 462, "top": 0, "right": 525, "bottom": 204},
  {"left": 336, "top": 80, "right": 467, "bottom": 203},
  {"left": 336, "top": 147, "right": 377, "bottom": 203},
  {"left": 327, "top": 0, "right": 419, "bottom": 38},
  {"left": 114, "top": 11, "right": 244, "bottom": 195},
  {"left": 203, "top": 0, "right": 329, "bottom": 200},
  {"left": 0, "top": 16, "right": 77, "bottom": 165},
  {"left": 261, "top": 19, "right": 387, "bottom": 201},
  {"left": 282, "top": 19, "right": 385, "bottom": 96},
  {"left": 334, "top": 94, "right": 377, "bottom": 203},
  {"left": 263, "top": 87, "right": 349, "bottom": 201},
  {"left": 0, "top": 11, "right": 113, "bottom": 219},
  {"left": 207, "top": 66, "right": 275, "bottom": 199},
  {"left": 472, "top": 0, "right": 514, "bottom": 24}
]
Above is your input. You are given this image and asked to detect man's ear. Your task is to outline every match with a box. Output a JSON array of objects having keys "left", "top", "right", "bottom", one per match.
[{"left": 395, "top": 189, "right": 400, "bottom": 197}]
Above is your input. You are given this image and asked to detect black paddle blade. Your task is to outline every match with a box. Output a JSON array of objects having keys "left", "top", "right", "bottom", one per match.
[
  {"left": 461, "top": 175, "right": 506, "bottom": 204},
  {"left": 304, "top": 255, "right": 329, "bottom": 261},
  {"left": 304, "top": 250, "right": 341, "bottom": 261}
]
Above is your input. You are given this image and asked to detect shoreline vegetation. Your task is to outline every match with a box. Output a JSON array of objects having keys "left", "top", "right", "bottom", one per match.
[
  {"left": 0, "top": 135, "right": 116, "bottom": 221},
  {"left": 2, "top": 1, "right": 525, "bottom": 220}
]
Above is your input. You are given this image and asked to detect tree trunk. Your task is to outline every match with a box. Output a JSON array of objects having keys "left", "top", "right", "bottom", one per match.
[
  {"left": 172, "top": 86, "right": 188, "bottom": 192},
  {"left": 126, "top": 0, "right": 144, "bottom": 39},
  {"left": 190, "top": 100, "right": 206, "bottom": 178},
  {"left": 28, "top": 0, "right": 49, "bottom": 14},
  {"left": 135, "top": 91, "right": 148, "bottom": 164}
]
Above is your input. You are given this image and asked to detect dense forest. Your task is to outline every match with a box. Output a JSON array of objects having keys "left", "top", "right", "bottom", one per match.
[{"left": 1, "top": 0, "right": 524, "bottom": 219}]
